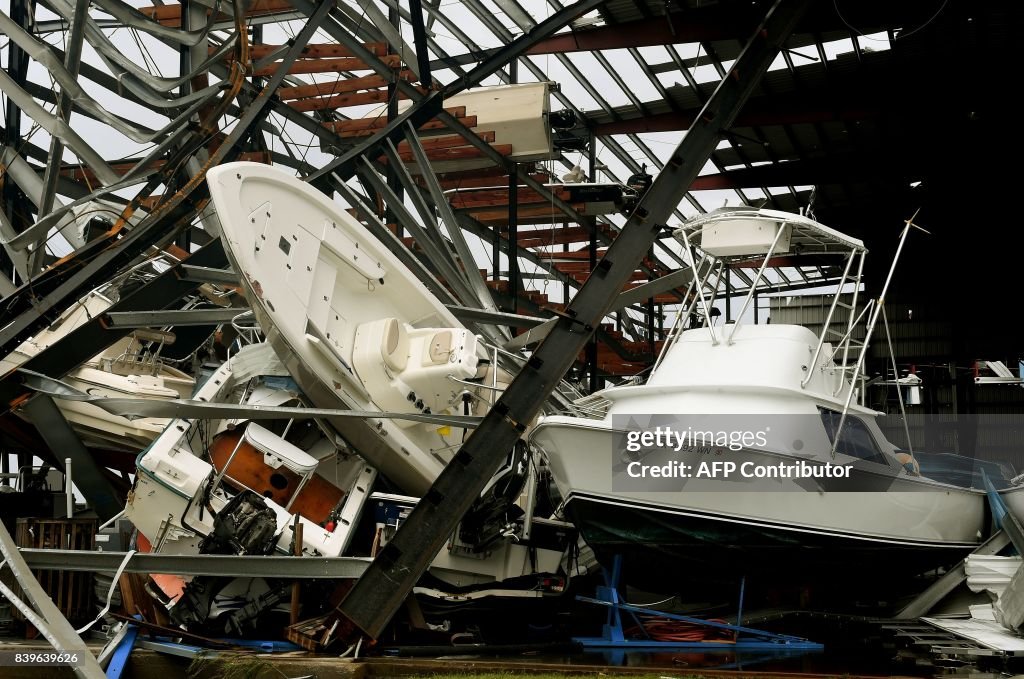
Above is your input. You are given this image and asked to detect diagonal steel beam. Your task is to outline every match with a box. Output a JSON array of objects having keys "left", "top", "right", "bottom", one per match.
[
  {"left": 334, "top": 0, "right": 811, "bottom": 640},
  {"left": 328, "top": 179, "right": 458, "bottom": 309},
  {"left": 402, "top": 123, "right": 502, "bottom": 321},
  {"left": 19, "top": 394, "right": 124, "bottom": 522},
  {"left": 0, "top": 520, "right": 105, "bottom": 678},
  {"left": 356, "top": 154, "right": 478, "bottom": 307}
]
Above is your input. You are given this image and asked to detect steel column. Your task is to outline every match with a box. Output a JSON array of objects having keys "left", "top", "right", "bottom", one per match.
[
  {"left": 508, "top": 170, "right": 518, "bottom": 316},
  {"left": 335, "top": 0, "right": 810, "bottom": 640},
  {"left": 1, "top": 0, "right": 32, "bottom": 281}
]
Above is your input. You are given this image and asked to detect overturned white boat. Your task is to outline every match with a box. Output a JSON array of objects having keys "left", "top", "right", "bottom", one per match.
[
  {"left": 1, "top": 269, "right": 197, "bottom": 451},
  {"left": 530, "top": 207, "right": 987, "bottom": 599},
  {"left": 207, "top": 161, "right": 507, "bottom": 495}
]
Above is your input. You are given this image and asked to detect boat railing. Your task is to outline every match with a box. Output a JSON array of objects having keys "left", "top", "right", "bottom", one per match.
[
  {"left": 652, "top": 252, "right": 718, "bottom": 372},
  {"left": 801, "top": 250, "right": 864, "bottom": 389},
  {"left": 570, "top": 392, "right": 612, "bottom": 419},
  {"left": 828, "top": 213, "right": 927, "bottom": 458}
]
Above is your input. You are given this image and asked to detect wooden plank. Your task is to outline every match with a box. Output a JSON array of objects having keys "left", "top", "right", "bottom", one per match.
[
  {"left": 543, "top": 250, "right": 619, "bottom": 261},
  {"left": 431, "top": 164, "right": 520, "bottom": 182},
  {"left": 277, "top": 71, "right": 412, "bottom": 100},
  {"left": 390, "top": 143, "right": 511, "bottom": 163},
  {"left": 447, "top": 187, "right": 571, "bottom": 209},
  {"left": 246, "top": 42, "right": 387, "bottom": 60},
  {"left": 516, "top": 227, "right": 598, "bottom": 248},
  {"left": 430, "top": 172, "right": 553, "bottom": 191},
  {"left": 137, "top": 0, "right": 294, "bottom": 26},
  {"left": 326, "top": 111, "right": 472, "bottom": 137},
  {"left": 252, "top": 54, "right": 402, "bottom": 77},
  {"left": 466, "top": 202, "right": 588, "bottom": 223},
  {"left": 288, "top": 88, "right": 391, "bottom": 112},
  {"left": 398, "top": 131, "right": 495, "bottom": 152}
]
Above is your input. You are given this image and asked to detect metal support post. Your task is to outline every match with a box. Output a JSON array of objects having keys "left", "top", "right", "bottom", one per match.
[{"left": 509, "top": 168, "right": 519, "bottom": 316}]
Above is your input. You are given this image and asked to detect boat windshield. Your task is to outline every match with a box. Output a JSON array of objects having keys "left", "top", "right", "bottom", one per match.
[{"left": 819, "top": 407, "right": 891, "bottom": 467}]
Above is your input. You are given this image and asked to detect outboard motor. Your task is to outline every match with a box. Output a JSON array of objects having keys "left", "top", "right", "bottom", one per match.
[
  {"left": 458, "top": 440, "right": 530, "bottom": 552},
  {"left": 170, "top": 491, "right": 282, "bottom": 632},
  {"left": 624, "top": 164, "right": 653, "bottom": 214}
]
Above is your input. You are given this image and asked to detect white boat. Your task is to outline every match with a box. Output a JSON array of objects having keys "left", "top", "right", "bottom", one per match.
[
  {"left": 124, "top": 342, "right": 572, "bottom": 633},
  {"left": 133, "top": 161, "right": 581, "bottom": 631},
  {"left": 529, "top": 207, "right": 987, "bottom": 598},
  {"left": 1, "top": 275, "right": 195, "bottom": 452},
  {"left": 206, "top": 161, "right": 508, "bottom": 496}
]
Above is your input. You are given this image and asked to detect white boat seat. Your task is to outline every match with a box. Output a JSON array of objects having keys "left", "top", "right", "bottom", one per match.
[
  {"left": 382, "top": 318, "right": 410, "bottom": 372},
  {"left": 244, "top": 422, "right": 317, "bottom": 475}
]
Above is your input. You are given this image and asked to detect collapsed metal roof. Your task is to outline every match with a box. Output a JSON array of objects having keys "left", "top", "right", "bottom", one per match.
[{"left": 0, "top": 0, "right": 1017, "bottom": 369}]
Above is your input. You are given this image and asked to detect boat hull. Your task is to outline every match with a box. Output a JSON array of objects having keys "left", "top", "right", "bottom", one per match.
[
  {"left": 208, "top": 162, "right": 484, "bottom": 495},
  {"left": 562, "top": 491, "right": 979, "bottom": 591},
  {"left": 532, "top": 418, "right": 986, "bottom": 591}
]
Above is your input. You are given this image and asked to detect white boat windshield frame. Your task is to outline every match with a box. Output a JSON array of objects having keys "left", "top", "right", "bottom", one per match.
[{"left": 665, "top": 207, "right": 869, "bottom": 396}]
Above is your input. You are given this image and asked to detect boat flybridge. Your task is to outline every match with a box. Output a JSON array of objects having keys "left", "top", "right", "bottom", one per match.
[{"left": 530, "top": 206, "right": 988, "bottom": 604}]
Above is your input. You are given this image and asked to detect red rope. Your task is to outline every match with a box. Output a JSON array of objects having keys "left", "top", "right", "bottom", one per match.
[{"left": 626, "top": 614, "right": 734, "bottom": 643}]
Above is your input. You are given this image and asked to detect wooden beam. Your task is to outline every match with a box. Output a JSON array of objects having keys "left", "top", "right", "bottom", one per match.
[
  {"left": 429, "top": 172, "right": 552, "bottom": 191},
  {"left": 468, "top": 202, "right": 600, "bottom": 223},
  {"left": 138, "top": 0, "right": 293, "bottom": 26},
  {"left": 398, "top": 132, "right": 495, "bottom": 151},
  {"left": 277, "top": 71, "right": 414, "bottom": 100},
  {"left": 324, "top": 108, "right": 469, "bottom": 136},
  {"left": 288, "top": 88, "right": 394, "bottom": 112},
  {"left": 246, "top": 42, "right": 388, "bottom": 59},
  {"left": 252, "top": 54, "right": 402, "bottom": 77},
  {"left": 389, "top": 144, "right": 511, "bottom": 163},
  {"left": 448, "top": 187, "right": 571, "bottom": 210},
  {"left": 515, "top": 227, "right": 598, "bottom": 248}
]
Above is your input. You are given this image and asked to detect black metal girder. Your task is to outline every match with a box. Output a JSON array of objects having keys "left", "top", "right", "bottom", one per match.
[
  {"left": 334, "top": 0, "right": 811, "bottom": 641},
  {"left": 20, "top": 394, "right": 124, "bottom": 522}
]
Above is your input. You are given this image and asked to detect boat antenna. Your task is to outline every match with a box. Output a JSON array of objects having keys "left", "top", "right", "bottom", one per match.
[{"left": 831, "top": 209, "right": 928, "bottom": 459}]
